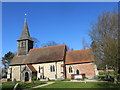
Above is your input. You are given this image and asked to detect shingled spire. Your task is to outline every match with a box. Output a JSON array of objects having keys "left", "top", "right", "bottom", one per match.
[
  {"left": 18, "top": 18, "right": 33, "bottom": 41},
  {"left": 17, "top": 19, "right": 34, "bottom": 55}
]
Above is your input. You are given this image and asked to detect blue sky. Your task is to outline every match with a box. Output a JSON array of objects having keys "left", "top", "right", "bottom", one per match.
[{"left": 2, "top": 2, "right": 118, "bottom": 66}]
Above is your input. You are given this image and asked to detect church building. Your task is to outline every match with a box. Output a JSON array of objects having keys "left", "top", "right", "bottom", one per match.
[{"left": 7, "top": 19, "right": 98, "bottom": 82}]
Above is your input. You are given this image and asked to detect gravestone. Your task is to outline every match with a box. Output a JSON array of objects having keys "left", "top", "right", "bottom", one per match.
[
  {"left": 104, "top": 74, "right": 114, "bottom": 82},
  {"left": 13, "top": 83, "right": 21, "bottom": 90},
  {"left": 12, "top": 78, "right": 16, "bottom": 84},
  {"left": 74, "top": 75, "right": 83, "bottom": 80}
]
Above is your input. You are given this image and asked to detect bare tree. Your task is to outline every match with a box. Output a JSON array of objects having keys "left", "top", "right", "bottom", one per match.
[
  {"left": 82, "top": 37, "right": 90, "bottom": 49},
  {"left": 41, "top": 41, "right": 59, "bottom": 47},
  {"left": 89, "top": 9, "right": 119, "bottom": 83},
  {"left": 41, "top": 41, "right": 74, "bottom": 51},
  {"left": 66, "top": 46, "right": 74, "bottom": 51},
  {"left": 32, "top": 37, "right": 40, "bottom": 48}
]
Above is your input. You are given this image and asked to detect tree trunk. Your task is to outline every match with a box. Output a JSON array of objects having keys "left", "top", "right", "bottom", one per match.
[
  {"left": 114, "top": 68, "right": 118, "bottom": 84},
  {"left": 114, "top": 76, "right": 118, "bottom": 84}
]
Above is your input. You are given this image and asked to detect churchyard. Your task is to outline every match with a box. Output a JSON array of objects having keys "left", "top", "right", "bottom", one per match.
[
  {"left": 32, "top": 81, "right": 120, "bottom": 89},
  {"left": 1, "top": 64, "right": 120, "bottom": 89},
  {"left": 2, "top": 71, "right": 120, "bottom": 90},
  {"left": 2, "top": 80, "right": 120, "bottom": 89},
  {"left": 2, "top": 2, "right": 119, "bottom": 90}
]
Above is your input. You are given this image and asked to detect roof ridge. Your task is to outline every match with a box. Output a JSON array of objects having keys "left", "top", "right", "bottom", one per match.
[
  {"left": 29, "top": 44, "right": 66, "bottom": 52},
  {"left": 67, "top": 49, "right": 92, "bottom": 53},
  {"left": 65, "top": 60, "right": 94, "bottom": 64}
]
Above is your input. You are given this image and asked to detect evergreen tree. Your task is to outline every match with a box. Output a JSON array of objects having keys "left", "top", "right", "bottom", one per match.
[{"left": 2, "top": 51, "right": 14, "bottom": 77}]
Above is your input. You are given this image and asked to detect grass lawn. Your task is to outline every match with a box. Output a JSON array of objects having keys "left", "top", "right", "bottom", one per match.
[
  {"left": 0, "top": 83, "right": 2, "bottom": 90},
  {"left": 2, "top": 81, "right": 47, "bottom": 90},
  {"left": 32, "top": 81, "right": 120, "bottom": 89},
  {"left": 2, "top": 80, "right": 120, "bottom": 89}
]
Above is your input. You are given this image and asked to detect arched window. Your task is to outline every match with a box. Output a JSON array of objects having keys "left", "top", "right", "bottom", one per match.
[
  {"left": 50, "top": 65, "right": 52, "bottom": 72},
  {"left": 53, "top": 65, "right": 55, "bottom": 72},
  {"left": 69, "top": 66, "right": 73, "bottom": 73},
  {"left": 38, "top": 66, "right": 40, "bottom": 73},
  {"left": 76, "top": 69, "right": 79, "bottom": 74},
  {"left": 50, "top": 65, "right": 55, "bottom": 72}
]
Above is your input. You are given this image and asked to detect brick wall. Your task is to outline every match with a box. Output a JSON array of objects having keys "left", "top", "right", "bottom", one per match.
[{"left": 66, "top": 62, "right": 96, "bottom": 79}]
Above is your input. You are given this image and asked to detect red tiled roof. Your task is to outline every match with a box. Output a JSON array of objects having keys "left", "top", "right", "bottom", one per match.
[
  {"left": 65, "top": 49, "right": 94, "bottom": 64},
  {"left": 27, "top": 65, "right": 37, "bottom": 72}
]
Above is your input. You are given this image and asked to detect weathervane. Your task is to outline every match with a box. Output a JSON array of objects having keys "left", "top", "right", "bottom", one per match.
[
  {"left": 24, "top": 13, "right": 27, "bottom": 21},
  {"left": 25, "top": 13, "right": 27, "bottom": 16}
]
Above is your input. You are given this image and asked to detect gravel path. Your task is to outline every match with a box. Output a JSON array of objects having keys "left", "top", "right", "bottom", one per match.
[
  {"left": 32, "top": 82, "right": 54, "bottom": 88},
  {"left": 23, "top": 82, "right": 54, "bottom": 90}
]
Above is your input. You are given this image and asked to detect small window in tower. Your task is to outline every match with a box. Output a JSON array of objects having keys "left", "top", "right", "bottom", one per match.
[
  {"left": 21, "top": 41, "right": 24, "bottom": 47},
  {"left": 24, "top": 41, "right": 26, "bottom": 47}
]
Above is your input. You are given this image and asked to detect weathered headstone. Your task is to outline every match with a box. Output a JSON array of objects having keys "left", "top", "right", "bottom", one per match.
[
  {"left": 13, "top": 83, "right": 21, "bottom": 90},
  {"left": 12, "top": 78, "right": 16, "bottom": 84},
  {"left": 105, "top": 74, "right": 110, "bottom": 79}
]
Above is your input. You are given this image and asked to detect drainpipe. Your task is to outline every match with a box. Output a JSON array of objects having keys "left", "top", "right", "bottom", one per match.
[
  {"left": 55, "top": 62, "right": 57, "bottom": 79},
  {"left": 11, "top": 67, "right": 12, "bottom": 81},
  {"left": 64, "top": 46, "right": 67, "bottom": 79},
  {"left": 43, "top": 67, "right": 45, "bottom": 79}
]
